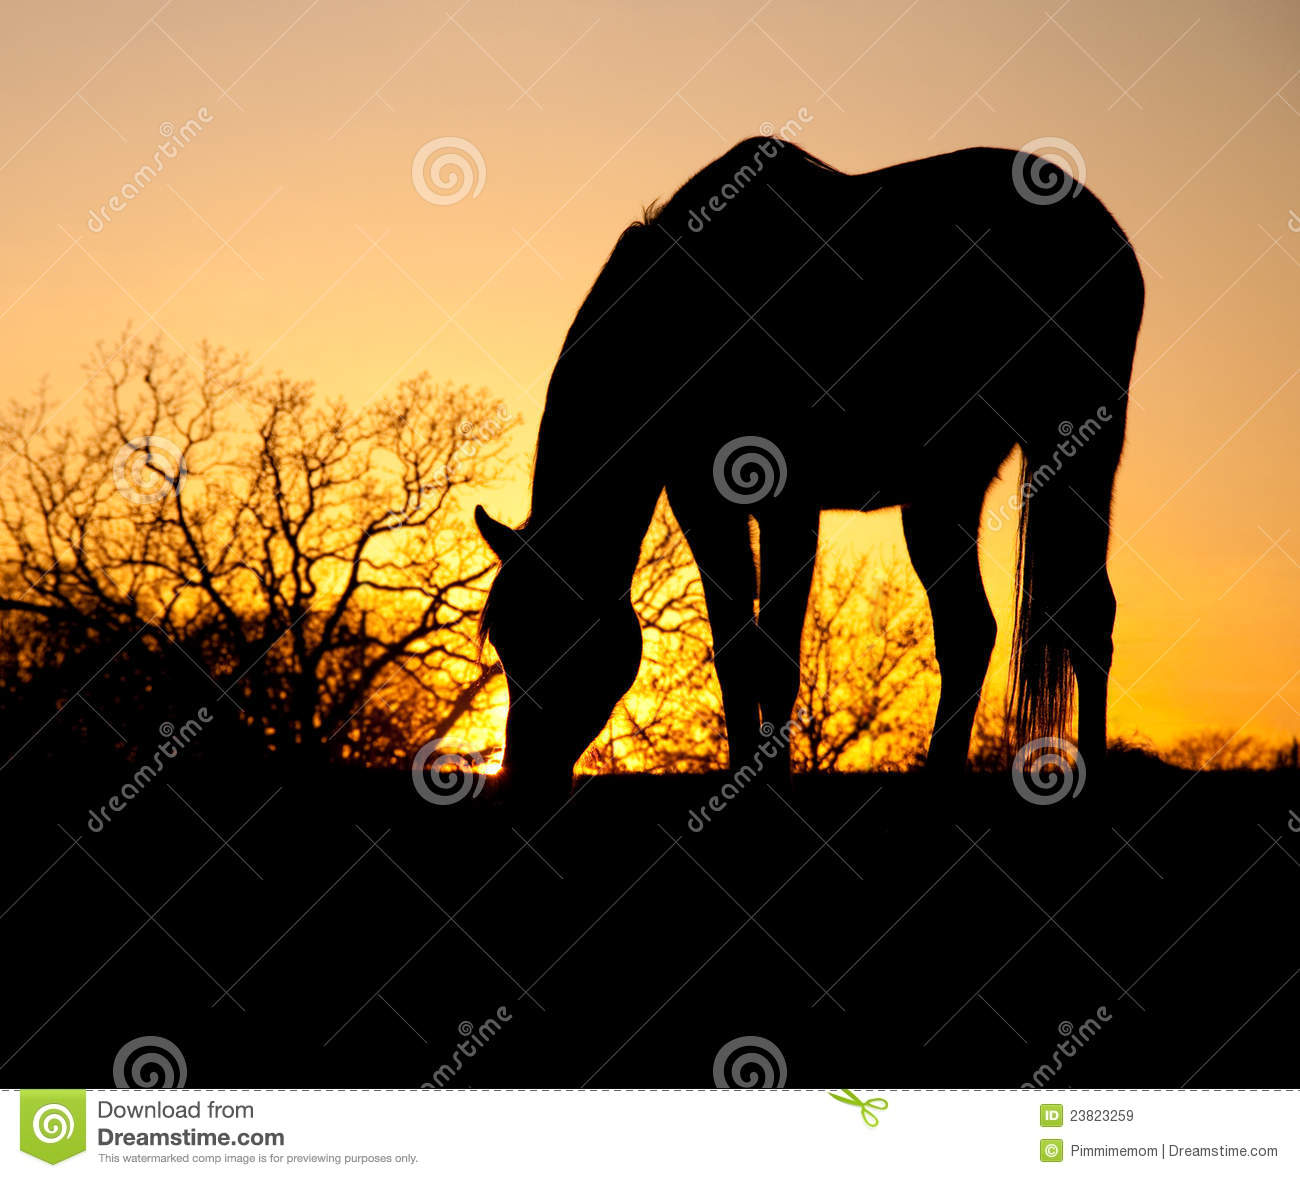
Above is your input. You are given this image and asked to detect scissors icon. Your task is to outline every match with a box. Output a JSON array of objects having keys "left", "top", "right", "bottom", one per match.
[{"left": 828, "top": 1089, "right": 888, "bottom": 1127}]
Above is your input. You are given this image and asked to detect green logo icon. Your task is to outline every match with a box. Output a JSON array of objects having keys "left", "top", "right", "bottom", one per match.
[
  {"left": 1040, "top": 1103, "right": 1064, "bottom": 1127},
  {"left": 20, "top": 1090, "right": 86, "bottom": 1165},
  {"left": 828, "top": 1089, "right": 889, "bottom": 1127},
  {"left": 1040, "top": 1138, "right": 1064, "bottom": 1163}
]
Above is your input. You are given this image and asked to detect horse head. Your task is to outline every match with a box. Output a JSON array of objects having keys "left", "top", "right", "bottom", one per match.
[{"left": 476, "top": 505, "right": 642, "bottom": 797}]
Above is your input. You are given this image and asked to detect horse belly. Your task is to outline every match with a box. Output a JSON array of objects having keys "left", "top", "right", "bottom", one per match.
[{"left": 783, "top": 321, "right": 1019, "bottom": 511}]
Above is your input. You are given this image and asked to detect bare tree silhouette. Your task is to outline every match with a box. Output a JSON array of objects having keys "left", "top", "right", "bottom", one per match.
[
  {"left": 794, "top": 554, "right": 938, "bottom": 772},
  {"left": 1164, "top": 730, "right": 1297, "bottom": 772},
  {"left": 579, "top": 496, "right": 723, "bottom": 774},
  {"left": 574, "top": 525, "right": 942, "bottom": 774},
  {"left": 966, "top": 694, "right": 1017, "bottom": 773},
  {"left": 0, "top": 335, "right": 516, "bottom": 770}
]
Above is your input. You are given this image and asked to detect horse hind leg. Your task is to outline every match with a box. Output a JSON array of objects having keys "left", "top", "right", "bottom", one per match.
[
  {"left": 1028, "top": 252, "right": 1136, "bottom": 774},
  {"left": 901, "top": 498, "right": 997, "bottom": 774},
  {"left": 1012, "top": 405, "right": 1124, "bottom": 775},
  {"left": 1055, "top": 465, "right": 1118, "bottom": 772}
]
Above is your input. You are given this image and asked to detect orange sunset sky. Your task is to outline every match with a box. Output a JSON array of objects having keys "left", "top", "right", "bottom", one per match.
[{"left": 3, "top": 0, "right": 1298, "bottom": 747}]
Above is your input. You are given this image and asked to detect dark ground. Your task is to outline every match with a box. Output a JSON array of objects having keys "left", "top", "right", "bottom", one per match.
[{"left": 4, "top": 755, "right": 1297, "bottom": 1088}]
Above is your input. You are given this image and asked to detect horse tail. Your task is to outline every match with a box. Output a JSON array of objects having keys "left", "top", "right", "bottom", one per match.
[
  {"left": 1008, "top": 448, "right": 1076, "bottom": 749},
  {"left": 1008, "top": 198, "right": 1141, "bottom": 758}
]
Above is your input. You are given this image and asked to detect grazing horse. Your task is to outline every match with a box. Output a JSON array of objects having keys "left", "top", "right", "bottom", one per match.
[{"left": 476, "top": 138, "right": 1144, "bottom": 797}]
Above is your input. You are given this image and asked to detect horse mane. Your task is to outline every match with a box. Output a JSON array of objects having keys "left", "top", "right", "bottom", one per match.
[
  {"left": 642, "top": 137, "right": 844, "bottom": 235},
  {"left": 560, "top": 139, "right": 840, "bottom": 336}
]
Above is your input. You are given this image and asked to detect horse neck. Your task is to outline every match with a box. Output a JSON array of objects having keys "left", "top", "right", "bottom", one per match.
[
  {"left": 523, "top": 224, "right": 668, "bottom": 599},
  {"left": 523, "top": 385, "right": 663, "bottom": 602}
]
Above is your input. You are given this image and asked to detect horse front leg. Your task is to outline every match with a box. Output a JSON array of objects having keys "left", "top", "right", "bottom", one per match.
[
  {"left": 674, "top": 502, "right": 763, "bottom": 770},
  {"left": 755, "top": 505, "right": 819, "bottom": 787}
]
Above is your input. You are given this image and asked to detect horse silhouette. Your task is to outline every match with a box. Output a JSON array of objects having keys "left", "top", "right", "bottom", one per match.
[{"left": 476, "top": 138, "right": 1144, "bottom": 797}]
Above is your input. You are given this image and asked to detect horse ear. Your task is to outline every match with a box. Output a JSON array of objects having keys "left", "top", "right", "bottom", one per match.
[{"left": 475, "top": 505, "right": 522, "bottom": 560}]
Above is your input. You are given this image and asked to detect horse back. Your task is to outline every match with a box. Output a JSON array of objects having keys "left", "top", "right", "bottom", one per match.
[{"left": 642, "top": 141, "right": 1142, "bottom": 508}]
